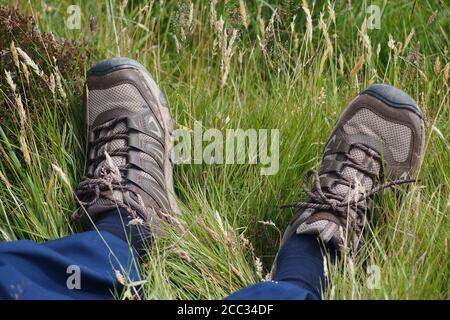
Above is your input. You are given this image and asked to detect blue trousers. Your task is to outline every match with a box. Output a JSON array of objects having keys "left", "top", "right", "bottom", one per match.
[{"left": 0, "top": 215, "right": 328, "bottom": 300}]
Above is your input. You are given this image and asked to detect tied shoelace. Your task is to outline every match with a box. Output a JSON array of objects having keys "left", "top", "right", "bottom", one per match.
[
  {"left": 73, "top": 116, "right": 135, "bottom": 218},
  {"left": 281, "top": 143, "right": 416, "bottom": 248}
]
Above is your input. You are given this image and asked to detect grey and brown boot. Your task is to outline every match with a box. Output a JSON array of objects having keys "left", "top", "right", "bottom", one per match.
[
  {"left": 73, "top": 57, "right": 180, "bottom": 236},
  {"left": 277, "top": 84, "right": 425, "bottom": 258}
]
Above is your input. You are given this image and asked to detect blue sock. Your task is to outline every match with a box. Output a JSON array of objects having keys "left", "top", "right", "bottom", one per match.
[
  {"left": 93, "top": 208, "right": 152, "bottom": 258},
  {"left": 272, "top": 234, "right": 336, "bottom": 298}
]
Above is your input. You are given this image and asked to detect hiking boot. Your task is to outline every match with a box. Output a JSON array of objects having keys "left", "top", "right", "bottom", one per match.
[
  {"left": 279, "top": 84, "right": 425, "bottom": 254},
  {"left": 73, "top": 57, "right": 180, "bottom": 234}
]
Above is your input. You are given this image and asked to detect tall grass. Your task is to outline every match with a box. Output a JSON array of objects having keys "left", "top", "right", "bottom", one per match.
[{"left": 0, "top": 0, "right": 448, "bottom": 299}]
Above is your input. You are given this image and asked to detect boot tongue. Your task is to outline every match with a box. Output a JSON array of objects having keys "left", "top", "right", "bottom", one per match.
[
  {"left": 93, "top": 121, "right": 128, "bottom": 179},
  {"left": 90, "top": 121, "right": 128, "bottom": 208},
  {"left": 330, "top": 147, "right": 380, "bottom": 198}
]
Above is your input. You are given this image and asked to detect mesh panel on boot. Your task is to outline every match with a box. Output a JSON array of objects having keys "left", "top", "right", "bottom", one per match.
[
  {"left": 88, "top": 84, "right": 147, "bottom": 126},
  {"left": 343, "top": 108, "right": 412, "bottom": 162}
]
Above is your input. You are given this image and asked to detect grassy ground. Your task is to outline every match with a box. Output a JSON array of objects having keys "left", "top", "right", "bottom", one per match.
[{"left": 0, "top": 0, "right": 448, "bottom": 299}]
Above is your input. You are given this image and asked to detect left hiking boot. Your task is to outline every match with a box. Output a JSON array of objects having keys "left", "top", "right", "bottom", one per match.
[
  {"left": 279, "top": 84, "right": 425, "bottom": 254},
  {"left": 72, "top": 57, "right": 180, "bottom": 236}
]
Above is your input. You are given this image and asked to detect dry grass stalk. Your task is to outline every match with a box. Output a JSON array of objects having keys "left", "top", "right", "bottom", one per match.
[
  {"left": 358, "top": 19, "right": 372, "bottom": 62},
  {"left": 218, "top": 22, "right": 239, "bottom": 88},
  {"left": 319, "top": 12, "right": 333, "bottom": 73},
  {"left": 350, "top": 55, "right": 365, "bottom": 80},
  {"left": 302, "top": 5, "right": 313, "bottom": 44},
  {"left": 259, "top": 9, "right": 277, "bottom": 59}
]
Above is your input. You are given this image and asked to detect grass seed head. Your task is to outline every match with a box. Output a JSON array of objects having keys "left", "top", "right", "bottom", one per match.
[
  {"left": 19, "top": 134, "right": 31, "bottom": 166},
  {"left": 20, "top": 62, "right": 30, "bottom": 84},
  {"left": 10, "top": 41, "right": 19, "bottom": 68},
  {"left": 4, "top": 70, "right": 16, "bottom": 92},
  {"left": 239, "top": 0, "right": 249, "bottom": 29},
  {"left": 16, "top": 47, "right": 44, "bottom": 78},
  {"left": 434, "top": 56, "right": 441, "bottom": 75}
]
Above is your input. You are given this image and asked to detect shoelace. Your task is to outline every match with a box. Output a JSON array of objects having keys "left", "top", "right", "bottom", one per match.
[
  {"left": 73, "top": 117, "right": 134, "bottom": 217},
  {"left": 281, "top": 144, "right": 415, "bottom": 247}
]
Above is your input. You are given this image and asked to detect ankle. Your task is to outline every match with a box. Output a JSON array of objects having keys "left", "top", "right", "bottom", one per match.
[{"left": 93, "top": 208, "right": 152, "bottom": 258}]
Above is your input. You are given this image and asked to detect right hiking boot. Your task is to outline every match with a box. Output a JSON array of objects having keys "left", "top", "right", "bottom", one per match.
[
  {"left": 73, "top": 57, "right": 180, "bottom": 235},
  {"left": 276, "top": 84, "right": 425, "bottom": 261}
]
